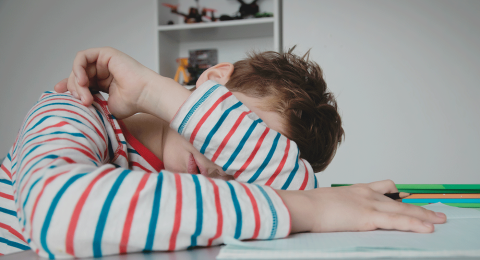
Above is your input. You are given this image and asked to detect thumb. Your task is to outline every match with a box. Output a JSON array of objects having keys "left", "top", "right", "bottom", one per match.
[{"left": 54, "top": 78, "right": 68, "bottom": 93}]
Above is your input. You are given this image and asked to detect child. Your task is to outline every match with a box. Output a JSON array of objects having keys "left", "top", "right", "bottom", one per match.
[{"left": 0, "top": 47, "right": 446, "bottom": 258}]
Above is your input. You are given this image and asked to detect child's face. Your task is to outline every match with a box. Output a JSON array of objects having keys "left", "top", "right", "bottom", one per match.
[{"left": 162, "top": 123, "right": 233, "bottom": 180}]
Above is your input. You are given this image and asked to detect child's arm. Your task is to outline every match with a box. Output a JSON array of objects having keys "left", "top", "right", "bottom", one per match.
[
  {"left": 8, "top": 93, "right": 445, "bottom": 259},
  {"left": 54, "top": 47, "right": 190, "bottom": 122},
  {"left": 11, "top": 92, "right": 290, "bottom": 258},
  {"left": 55, "top": 47, "right": 315, "bottom": 190},
  {"left": 278, "top": 180, "right": 446, "bottom": 233},
  {"left": 170, "top": 80, "right": 317, "bottom": 190}
]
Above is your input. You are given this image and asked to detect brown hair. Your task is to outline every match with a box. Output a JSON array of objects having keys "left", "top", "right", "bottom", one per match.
[{"left": 225, "top": 46, "right": 344, "bottom": 172}]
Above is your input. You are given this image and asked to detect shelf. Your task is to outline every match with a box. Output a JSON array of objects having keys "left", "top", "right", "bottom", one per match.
[
  {"left": 157, "top": 18, "right": 274, "bottom": 42},
  {"left": 155, "top": 0, "right": 282, "bottom": 78}
]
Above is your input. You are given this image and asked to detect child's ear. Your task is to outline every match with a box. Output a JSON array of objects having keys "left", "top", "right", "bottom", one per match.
[{"left": 196, "top": 62, "right": 234, "bottom": 87}]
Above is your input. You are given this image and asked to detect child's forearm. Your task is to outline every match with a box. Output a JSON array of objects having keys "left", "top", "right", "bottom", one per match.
[
  {"left": 139, "top": 73, "right": 191, "bottom": 122},
  {"left": 276, "top": 182, "right": 447, "bottom": 234},
  {"left": 54, "top": 47, "right": 192, "bottom": 122}
]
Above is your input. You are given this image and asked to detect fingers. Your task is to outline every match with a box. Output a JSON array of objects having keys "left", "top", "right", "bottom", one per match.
[
  {"left": 72, "top": 48, "right": 116, "bottom": 105},
  {"left": 373, "top": 201, "right": 447, "bottom": 224},
  {"left": 54, "top": 78, "right": 68, "bottom": 93},
  {"left": 371, "top": 211, "right": 435, "bottom": 233},
  {"left": 95, "top": 50, "right": 112, "bottom": 81},
  {"left": 66, "top": 71, "right": 94, "bottom": 106},
  {"left": 367, "top": 179, "right": 398, "bottom": 194}
]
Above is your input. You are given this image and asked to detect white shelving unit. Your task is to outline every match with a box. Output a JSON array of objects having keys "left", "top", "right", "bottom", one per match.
[{"left": 155, "top": 0, "right": 282, "bottom": 79}]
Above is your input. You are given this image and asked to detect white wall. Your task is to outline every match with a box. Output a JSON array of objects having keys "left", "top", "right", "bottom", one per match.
[
  {"left": 0, "top": 0, "right": 156, "bottom": 153},
  {"left": 2, "top": 0, "right": 479, "bottom": 186},
  {"left": 284, "top": 0, "right": 480, "bottom": 186}
]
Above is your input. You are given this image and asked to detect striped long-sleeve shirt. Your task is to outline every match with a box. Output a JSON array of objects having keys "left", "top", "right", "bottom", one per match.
[
  {"left": 0, "top": 80, "right": 315, "bottom": 257},
  {"left": 172, "top": 80, "right": 317, "bottom": 190}
]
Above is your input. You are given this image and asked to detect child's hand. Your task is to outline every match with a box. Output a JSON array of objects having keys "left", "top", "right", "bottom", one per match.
[
  {"left": 277, "top": 180, "right": 447, "bottom": 234},
  {"left": 54, "top": 47, "right": 157, "bottom": 119}
]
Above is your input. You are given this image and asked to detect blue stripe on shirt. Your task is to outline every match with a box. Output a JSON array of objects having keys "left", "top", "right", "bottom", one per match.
[
  {"left": 281, "top": 148, "right": 300, "bottom": 190},
  {"left": 18, "top": 154, "right": 58, "bottom": 190},
  {"left": 144, "top": 172, "right": 164, "bottom": 252},
  {"left": 0, "top": 179, "right": 13, "bottom": 186},
  {"left": 247, "top": 133, "right": 281, "bottom": 183},
  {"left": 226, "top": 182, "right": 242, "bottom": 239},
  {"left": 190, "top": 174, "right": 203, "bottom": 248},
  {"left": 255, "top": 185, "right": 278, "bottom": 239},
  {"left": 200, "top": 102, "right": 243, "bottom": 154},
  {"left": 22, "top": 177, "right": 43, "bottom": 226},
  {"left": 23, "top": 131, "right": 87, "bottom": 149},
  {"left": 93, "top": 169, "right": 130, "bottom": 257},
  {"left": 16, "top": 144, "right": 42, "bottom": 174},
  {"left": 127, "top": 148, "right": 140, "bottom": 155},
  {"left": 22, "top": 102, "right": 89, "bottom": 132},
  {"left": 177, "top": 84, "right": 221, "bottom": 134},
  {"left": 0, "top": 237, "right": 30, "bottom": 251},
  {"left": 41, "top": 173, "right": 86, "bottom": 259},
  {"left": 314, "top": 175, "right": 318, "bottom": 188},
  {"left": 0, "top": 206, "right": 17, "bottom": 217},
  {"left": 24, "top": 115, "right": 95, "bottom": 136},
  {"left": 222, "top": 119, "right": 263, "bottom": 171},
  {"left": 19, "top": 102, "right": 92, "bottom": 144}
]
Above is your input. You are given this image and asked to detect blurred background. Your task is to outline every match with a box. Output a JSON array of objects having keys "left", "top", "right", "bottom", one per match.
[{"left": 0, "top": 0, "right": 479, "bottom": 186}]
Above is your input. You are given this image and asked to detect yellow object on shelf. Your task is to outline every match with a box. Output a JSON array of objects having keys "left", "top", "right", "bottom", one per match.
[{"left": 174, "top": 58, "right": 189, "bottom": 85}]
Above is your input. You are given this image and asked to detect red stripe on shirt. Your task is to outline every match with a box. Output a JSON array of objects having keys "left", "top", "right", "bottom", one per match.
[
  {"left": 207, "top": 178, "right": 223, "bottom": 246},
  {"left": 1, "top": 164, "right": 12, "bottom": 180},
  {"left": 23, "top": 137, "right": 97, "bottom": 162},
  {"left": 117, "top": 149, "right": 128, "bottom": 161},
  {"left": 65, "top": 167, "right": 114, "bottom": 255},
  {"left": 0, "top": 192, "right": 14, "bottom": 200},
  {"left": 0, "top": 222, "right": 26, "bottom": 243},
  {"left": 119, "top": 173, "right": 150, "bottom": 254},
  {"left": 299, "top": 160, "right": 309, "bottom": 190},
  {"left": 29, "top": 170, "right": 69, "bottom": 240},
  {"left": 169, "top": 174, "right": 183, "bottom": 251},
  {"left": 211, "top": 111, "right": 251, "bottom": 162},
  {"left": 22, "top": 123, "right": 101, "bottom": 161},
  {"left": 265, "top": 139, "right": 290, "bottom": 186},
  {"left": 233, "top": 128, "right": 270, "bottom": 179},
  {"left": 19, "top": 146, "right": 97, "bottom": 177},
  {"left": 239, "top": 183, "right": 260, "bottom": 239},
  {"left": 24, "top": 121, "right": 69, "bottom": 140},
  {"left": 20, "top": 155, "right": 78, "bottom": 195},
  {"left": 189, "top": 92, "right": 232, "bottom": 144},
  {"left": 23, "top": 121, "right": 103, "bottom": 158},
  {"left": 25, "top": 108, "right": 106, "bottom": 145},
  {"left": 118, "top": 120, "right": 164, "bottom": 172},
  {"left": 130, "top": 162, "right": 153, "bottom": 173}
]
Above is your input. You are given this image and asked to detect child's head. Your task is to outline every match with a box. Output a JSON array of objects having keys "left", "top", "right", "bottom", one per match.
[{"left": 196, "top": 47, "right": 345, "bottom": 172}]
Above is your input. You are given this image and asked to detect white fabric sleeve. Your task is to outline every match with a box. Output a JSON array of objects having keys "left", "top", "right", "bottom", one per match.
[
  {"left": 171, "top": 80, "right": 317, "bottom": 190},
  {"left": 9, "top": 92, "right": 290, "bottom": 258}
]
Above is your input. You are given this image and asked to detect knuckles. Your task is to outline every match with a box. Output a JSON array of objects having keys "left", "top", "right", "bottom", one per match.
[{"left": 351, "top": 186, "right": 374, "bottom": 197}]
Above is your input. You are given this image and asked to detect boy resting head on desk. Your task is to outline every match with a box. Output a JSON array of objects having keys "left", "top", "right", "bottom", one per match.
[
  {"left": 0, "top": 47, "right": 446, "bottom": 258},
  {"left": 59, "top": 46, "right": 344, "bottom": 184}
]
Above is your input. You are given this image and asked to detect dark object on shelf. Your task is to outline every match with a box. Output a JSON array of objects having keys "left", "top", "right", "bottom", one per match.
[
  {"left": 162, "top": 0, "right": 217, "bottom": 24},
  {"left": 186, "top": 49, "right": 218, "bottom": 86},
  {"left": 238, "top": 0, "right": 259, "bottom": 18},
  {"left": 219, "top": 0, "right": 272, "bottom": 21}
]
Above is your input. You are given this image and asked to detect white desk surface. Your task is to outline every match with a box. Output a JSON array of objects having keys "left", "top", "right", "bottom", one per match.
[{"left": 3, "top": 247, "right": 480, "bottom": 260}]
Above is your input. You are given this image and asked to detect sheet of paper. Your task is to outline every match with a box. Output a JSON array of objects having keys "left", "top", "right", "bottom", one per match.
[{"left": 217, "top": 203, "right": 480, "bottom": 259}]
